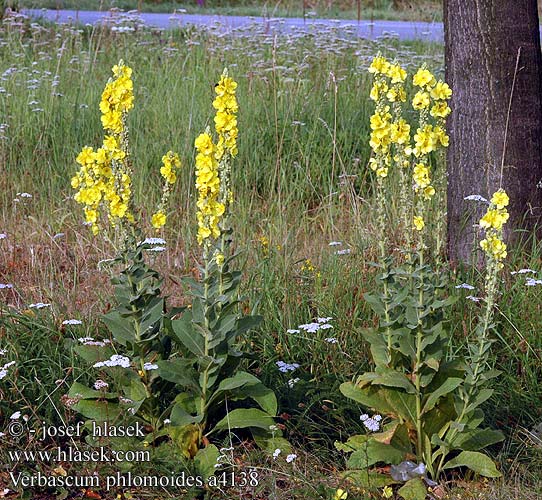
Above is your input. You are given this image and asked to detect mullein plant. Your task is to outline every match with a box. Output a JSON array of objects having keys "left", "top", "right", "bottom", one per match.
[
  {"left": 339, "top": 55, "right": 505, "bottom": 498},
  {"left": 68, "top": 61, "right": 185, "bottom": 460},
  {"left": 156, "top": 70, "right": 281, "bottom": 475}
]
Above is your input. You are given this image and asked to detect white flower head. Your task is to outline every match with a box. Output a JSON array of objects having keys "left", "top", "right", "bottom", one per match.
[
  {"left": 526, "top": 278, "right": 542, "bottom": 287},
  {"left": 62, "top": 319, "right": 82, "bottom": 325},
  {"left": 273, "top": 448, "right": 281, "bottom": 459},
  {"left": 455, "top": 283, "right": 475, "bottom": 290},
  {"left": 325, "top": 337, "right": 338, "bottom": 344},
  {"left": 298, "top": 322, "right": 321, "bottom": 333},
  {"left": 336, "top": 249, "right": 351, "bottom": 255},
  {"left": 286, "top": 453, "right": 297, "bottom": 463},
  {"left": 93, "top": 354, "right": 131, "bottom": 369},
  {"left": 28, "top": 302, "right": 51, "bottom": 309},
  {"left": 10, "top": 411, "right": 21, "bottom": 420},
  {"left": 143, "top": 362, "right": 159, "bottom": 371},
  {"left": 287, "top": 377, "right": 300, "bottom": 388},
  {"left": 511, "top": 269, "right": 537, "bottom": 275},
  {"left": 317, "top": 317, "right": 333, "bottom": 323},
  {"left": 0, "top": 284, "right": 13, "bottom": 289},
  {"left": 466, "top": 295, "right": 481, "bottom": 302},
  {"left": 141, "top": 237, "right": 166, "bottom": 245},
  {"left": 287, "top": 329, "right": 300, "bottom": 334},
  {"left": 328, "top": 241, "right": 342, "bottom": 246},
  {"left": 464, "top": 194, "right": 489, "bottom": 203}
]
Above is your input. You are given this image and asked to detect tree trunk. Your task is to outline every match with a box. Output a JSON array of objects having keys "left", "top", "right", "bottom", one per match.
[{"left": 444, "top": 0, "right": 542, "bottom": 264}]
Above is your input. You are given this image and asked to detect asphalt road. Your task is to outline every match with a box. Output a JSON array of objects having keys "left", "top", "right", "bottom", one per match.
[{"left": 22, "top": 9, "right": 444, "bottom": 42}]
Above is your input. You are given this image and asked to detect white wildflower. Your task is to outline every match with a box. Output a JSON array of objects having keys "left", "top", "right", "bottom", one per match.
[{"left": 455, "top": 283, "right": 475, "bottom": 290}]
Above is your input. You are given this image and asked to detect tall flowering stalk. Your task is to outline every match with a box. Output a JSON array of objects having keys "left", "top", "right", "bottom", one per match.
[
  {"left": 368, "top": 55, "right": 394, "bottom": 363},
  {"left": 72, "top": 60, "right": 181, "bottom": 240},
  {"left": 410, "top": 65, "right": 451, "bottom": 248},
  {"left": 434, "top": 189, "right": 509, "bottom": 479},
  {"left": 368, "top": 55, "right": 393, "bottom": 257}
]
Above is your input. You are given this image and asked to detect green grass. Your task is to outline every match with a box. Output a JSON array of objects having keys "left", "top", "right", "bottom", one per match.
[
  {"left": 18, "top": 0, "right": 444, "bottom": 22},
  {"left": 0, "top": 11, "right": 541, "bottom": 500}
]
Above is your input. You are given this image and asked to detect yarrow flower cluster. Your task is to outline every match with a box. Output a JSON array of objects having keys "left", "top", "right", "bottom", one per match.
[
  {"left": 276, "top": 361, "right": 300, "bottom": 373},
  {"left": 360, "top": 413, "right": 382, "bottom": 432},
  {"left": 93, "top": 354, "right": 131, "bottom": 369},
  {"left": 72, "top": 60, "right": 180, "bottom": 235},
  {"left": 479, "top": 189, "right": 509, "bottom": 262}
]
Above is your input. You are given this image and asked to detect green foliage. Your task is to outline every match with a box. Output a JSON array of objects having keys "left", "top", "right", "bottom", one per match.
[{"left": 339, "top": 254, "right": 503, "bottom": 487}]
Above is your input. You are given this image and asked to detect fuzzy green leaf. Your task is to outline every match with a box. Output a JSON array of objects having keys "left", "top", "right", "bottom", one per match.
[
  {"left": 170, "top": 314, "right": 205, "bottom": 357},
  {"left": 398, "top": 477, "right": 427, "bottom": 500},
  {"left": 422, "top": 377, "right": 463, "bottom": 414},
  {"left": 443, "top": 451, "right": 502, "bottom": 477},
  {"left": 214, "top": 408, "right": 274, "bottom": 432}
]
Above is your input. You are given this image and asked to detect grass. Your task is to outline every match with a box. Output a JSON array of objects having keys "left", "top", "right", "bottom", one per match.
[
  {"left": 0, "top": 8, "right": 541, "bottom": 500},
  {"left": 18, "top": 0, "right": 444, "bottom": 22}
]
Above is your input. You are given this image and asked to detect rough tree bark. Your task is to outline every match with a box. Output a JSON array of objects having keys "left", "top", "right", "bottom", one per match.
[{"left": 444, "top": 0, "right": 542, "bottom": 264}]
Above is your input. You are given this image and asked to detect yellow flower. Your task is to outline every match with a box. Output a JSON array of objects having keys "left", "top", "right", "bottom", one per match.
[
  {"left": 215, "top": 252, "right": 225, "bottom": 266},
  {"left": 368, "top": 55, "right": 390, "bottom": 75},
  {"left": 387, "top": 64, "right": 407, "bottom": 83},
  {"left": 151, "top": 211, "right": 167, "bottom": 229},
  {"left": 413, "top": 163, "right": 431, "bottom": 189},
  {"left": 430, "top": 81, "right": 452, "bottom": 100},
  {"left": 390, "top": 119, "right": 410, "bottom": 144},
  {"left": 333, "top": 489, "right": 348, "bottom": 500},
  {"left": 412, "top": 91, "right": 430, "bottom": 110},
  {"left": 491, "top": 189, "right": 509, "bottom": 209},
  {"left": 382, "top": 486, "right": 393, "bottom": 499},
  {"left": 195, "top": 133, "right": 214, "bottom": 155},
  {"left": 479, "top": 209, "right": 509, "bottom": 230},
  {"left": 413, "top": 216, "right": 425, "bottom": 231},
  {"left": 430, "top": 101, "right": 451, "bottom": 118},
  {"left": 413, "top": 67, "right": 436, "bottom": 88}
]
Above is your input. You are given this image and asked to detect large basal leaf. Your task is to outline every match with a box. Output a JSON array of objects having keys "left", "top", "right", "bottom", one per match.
[
  {"left": 139, "top": 296, "right": 165, "bottom": 337},
  {"left": 214, "top": 408, "right": 274, "bottom": 432},
  {"left": 123, "top": 379, "right": 149, "bottom": 403},
  {"left": 233, "top": 315, "right": 263, "bottom": 337},
  {"left": 339, "top": 382, "right": 395, "bottom": 415},
  {"left": 422, "top": 377, "right": 463, "bottom": 414},
  {"left": 341, "top": 469, "right": 396, "bottom": 488},
  {"left": 454, "top": 428, "right": 504, "bottom": 452},
  {"left": 214, "top": 371, "right": 260, "bottom": 393},
  {"left": 335, "top": 434, "right": 368, "bottom": 453},
  {"left": 397, "top": 477, "right": 427, "bottom": 500},
  {"left": 194, "top": 444, "right": 220, "bottom": 481},
  {"left": 72, "top": 400, "right": 122, "bottom": 422},
  {"left": 73, "top": 344, "right": 114, "bottom": 365},
  {"left": 443, "top": 450, "right": 502, "bottom": 477},
  {"left": 68, "top": 381, "right": 117, "bottom": 400},
  {"left": 236, "top": 383, "right": 278, "bottom": 416},
  {"left": 346, "top": 439, "right": 404, "bottom": 469}
]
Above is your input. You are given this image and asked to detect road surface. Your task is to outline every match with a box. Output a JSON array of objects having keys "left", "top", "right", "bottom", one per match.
[{"left": 22, "top": 9, "right": 444, "bottom": 42}]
